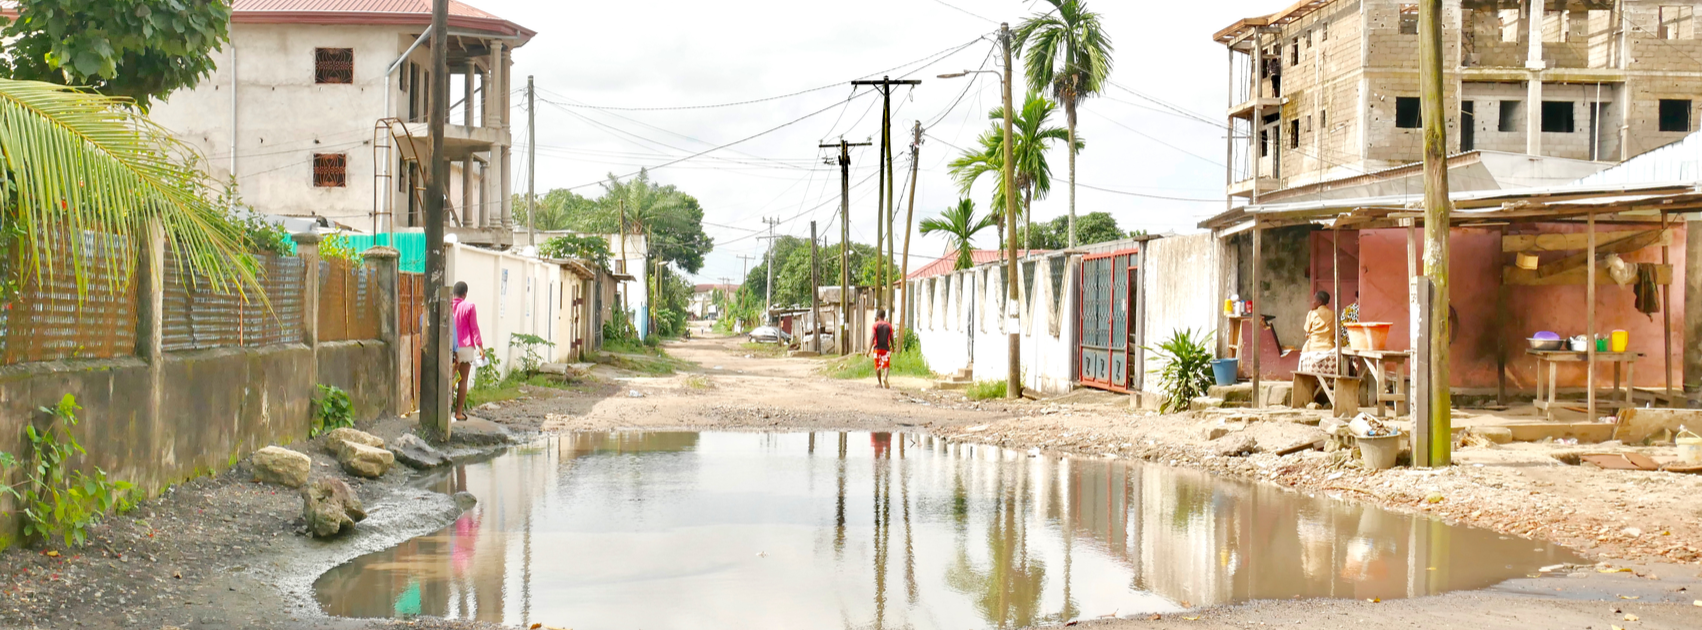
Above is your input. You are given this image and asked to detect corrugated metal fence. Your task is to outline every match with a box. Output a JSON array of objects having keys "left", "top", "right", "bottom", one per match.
[
  {"left": 1, "top": 231, "right": 138, "bottom": 363},
  {"left": 318, "top": 258, "right": 381, "bottom": 342},
  {"left": 163, "top": 251, "right": 305, "bottom": 352}
]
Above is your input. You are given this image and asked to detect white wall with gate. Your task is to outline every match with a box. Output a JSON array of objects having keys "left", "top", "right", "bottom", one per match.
[
  {"left": 446, "top": 243, "right": 589, "bottom": 376},
  {"left": 909, "top": 252, "right": 1081, "bottom": 396}
]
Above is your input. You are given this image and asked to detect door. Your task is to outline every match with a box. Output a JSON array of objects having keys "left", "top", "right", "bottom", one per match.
[{"left": 1078, "top": 249, "right": 1140, "bottom": 393}]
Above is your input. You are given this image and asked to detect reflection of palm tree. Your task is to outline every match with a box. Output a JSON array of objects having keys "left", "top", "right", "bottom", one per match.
[{"left": 944, "top": 466, "right": 1047, "bottom": 628}]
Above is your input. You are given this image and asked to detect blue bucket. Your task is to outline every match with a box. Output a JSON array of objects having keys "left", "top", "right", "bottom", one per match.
[{"left": 1211, "top": 358, "right": 1239, "bottom": 386}]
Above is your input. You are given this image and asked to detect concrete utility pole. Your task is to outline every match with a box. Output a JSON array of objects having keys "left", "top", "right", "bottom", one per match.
[
  {"left": 1525, "top": 0, "right": 1545, "bottom": 157},
  {"left": 810, "top": 221, "right": 822, "bottom": 354},
  {"left": 420, "top": 0, "right": 451, "bottom": 440},
  {"left": 527, "top": 75, "right": 537, "bottom": 247},
  {"left": 1418, "top": 0, "right": 1453, "bottom": 467},
  {"left": 821, "top": 139, "right": 872, "bottom": 355},
  {"left": 1000, "top": 23, "right": 1021, "bottom": 400},
  {"left": 898, "top": 121, "right": 923, "bottom": 353},
  {"left": 851, "top": 77, "right": 921, "bottom": 312}
]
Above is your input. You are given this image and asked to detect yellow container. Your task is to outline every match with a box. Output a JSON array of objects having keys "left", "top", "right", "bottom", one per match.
[{"left": 1611, "top": 330, "right": 1629, "bottom": 353}]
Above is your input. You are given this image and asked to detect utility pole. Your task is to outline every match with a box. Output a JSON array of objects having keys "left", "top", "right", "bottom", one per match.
[
  {"left": 1418, "top": 0, "right": 1452, "bottom": 467},
  {"left": 820, "top": 139, "right": 871, "bottom": 355},
  {"left": 420, "top": 0, "right": 451, "bottom": 440},
  {"left": 1000, "top": 23, "right": 1021, "bottom": 400},
  {"left": 810, "top": 220, "right": 821, "bottom": 354},
  {"left": 527, "top": 75, "right": 537, "bottom": 247},
  {"left": 737, "top": 254, "right": 759, "bottom": 285},
  {"left": 898, "top": 121, "right": 923, "bottom": 353},
  {"left": 851, "top": 77, "right": 921, "bottom": 312},
  {"left": 762, "top": 217, "right": 780, "bottom": 323}
]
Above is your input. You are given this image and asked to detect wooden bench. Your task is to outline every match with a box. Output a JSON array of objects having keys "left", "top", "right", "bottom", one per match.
[{"left": 1293, "top": 371, "right": 1362, "bottom": 418}]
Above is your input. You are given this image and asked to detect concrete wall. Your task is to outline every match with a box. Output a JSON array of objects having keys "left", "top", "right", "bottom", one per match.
[
  {"left": 446, "top": 244, "right": 591, "bottom": 375},
  {"left": 1141, "top": 234, "right": 1223, "bottom": 388},
  {"left": 1232, "top": 226, "right": 1314, "bottom": 379},
  {"left": 912, "top": 253, "right": 1082, "bottom": 396}
]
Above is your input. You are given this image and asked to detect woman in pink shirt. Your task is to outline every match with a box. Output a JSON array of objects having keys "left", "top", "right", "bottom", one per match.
[{"left": 452, "top": 282, "right": 484, "bottom": 420}]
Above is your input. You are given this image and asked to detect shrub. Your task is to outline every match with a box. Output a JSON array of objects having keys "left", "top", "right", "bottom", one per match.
[
  {"left": 965, "top": 380, "right": 1007, "bottom": 401},
  {"left": 510, "top": 333, "right": 555, "bottom": 375},
  {"left": 1, "top": 395, "right": 137, "bottom": 549},
  {"left": 1144, "top": 328, "right": 1216, "bottom": 414},
  {"left": 310, "top": 384, "right": 355, "bottom": 438}
]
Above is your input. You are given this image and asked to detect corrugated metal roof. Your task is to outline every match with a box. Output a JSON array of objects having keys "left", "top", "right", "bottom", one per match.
[
  {"left": 907, "top": 249, "right": 1045, "bottom": 280},
  {"left": 1575, "top": 131, "right": 1702, "bottom": 186},
  {"left": 234, "top": 0, "right": 498, "bottom": 20},
  {"left": 229, "top": 0, "right": 532, "bottom": 39}
]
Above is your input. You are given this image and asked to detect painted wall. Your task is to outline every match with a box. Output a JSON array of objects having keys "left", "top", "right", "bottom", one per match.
[
  {"left": 446, "top": 244, "right": 588, "bottom": 376},
  {"left": 1141, "top": 234, "right": 1223, "bottom": 388},
  {"left": 1234, "top": 226, "right": 1313, "bottom": 379},
  {"left": 912, "top": 253, "right": 1081, "bottom": 395}
]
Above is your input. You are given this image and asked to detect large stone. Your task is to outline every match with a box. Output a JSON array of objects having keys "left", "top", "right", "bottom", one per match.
[
  {"left": 325, "top": 428, "right": 385, "bottom": 460},
  {"left": 301, "top": 477, "right": 366, "bottom": 537},
  {"left": 339, "top": 442, "right": 395, "bottom": 478},
  {"left": 250, "top": 446, "right": 310, "bottom": 488},
  {"left": 1615, "top": 408, "right": 1702, "bottom": 445},
  {"left": 390, "top": 433, "right": 451, "bottom": 469},
  {"left": 1211, "top": 434, "right": 1259, "bottom": 457},
  {"left": 450, "top": 418, "right": 515, "bottom": 446}
]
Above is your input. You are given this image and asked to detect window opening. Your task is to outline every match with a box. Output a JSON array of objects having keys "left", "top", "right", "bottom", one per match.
[
  {"left": 1498, "top": 100, "right": 1521, "bottom": 132},
  {"left": 1660, "top": 99, "right": 1692, "bottom": 132},
  {"left": 1542, "top": 101, "right": 1574, "bottom": 133},
  {"left": 315, "top": 48, "right": 353, "bottom": 84},
  {"left": 1395, "top": 97, "right": 1422, "bottom": 129},
  {"left": 1399, "top": 4, "right": 1420, "bottom": 35},
  {"left": 314, "top": 154, "right": 347, "bottom": 188}
]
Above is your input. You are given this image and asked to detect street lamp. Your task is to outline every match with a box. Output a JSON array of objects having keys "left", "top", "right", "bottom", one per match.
[{"left": 936, "top": 23, "right": 1021, "bottom": 401}]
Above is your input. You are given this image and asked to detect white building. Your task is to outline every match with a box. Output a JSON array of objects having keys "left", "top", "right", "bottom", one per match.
[{"left": 149, "top": 0, "right": 534, "bottom": 247}]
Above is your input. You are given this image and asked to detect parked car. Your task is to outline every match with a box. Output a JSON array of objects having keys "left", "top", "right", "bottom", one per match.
[{"left": 748, "top": 326, "right": 793, "bottom": 344}]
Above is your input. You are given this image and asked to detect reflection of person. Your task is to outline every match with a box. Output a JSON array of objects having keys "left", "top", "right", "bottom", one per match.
[
  {"left": 451, "top": 282, "right": 484, "bottom": 420},
  {"left": 868, "top": 309, "right": 893, "bottom": 389},
  {"left": 1298, "top": 291, "right": 1337, "bottom": 375}
]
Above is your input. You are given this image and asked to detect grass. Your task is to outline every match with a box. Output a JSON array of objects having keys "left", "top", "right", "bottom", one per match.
[
  {"left": 603, "top": 337, "right": 663, "bottom": 356},
  {"left": 467, "top": 373, "right": 578, "bottom": 407},
  {"left": 965, "top": 380, "right": 1008, "bottom": 401},
  {"left": 824, "top": 351, "right": 932, "bottom": 380},
  {"left": 740, "top": 342, "right": 790, "bottom": 358},
  {"left": 684, "top": 374, "right": 714, "bottom": 390},
  {"left": 594, "top": 348, "right": 695, "bottom": 376}
]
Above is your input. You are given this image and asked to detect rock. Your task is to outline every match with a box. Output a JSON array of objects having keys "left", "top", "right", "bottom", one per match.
[
  {"left": 250, "top": 446, "right": 310, "bottom": 488},
  {"left": 325, "top": 428, "right": 385, "bottom": 460},
  {"left": 1189, "top": 396, "right": 1226, "bottom": 411},
  {"left": 1266, "top": 428, "right": 1331, "bottom": 456},
  {"left": 301, "top": 477, "right": 366, "bottom": 537},
  {"left": 1212, "top": 434, "right": 1258, "bottom": 457},
  {"left": 450, "top": 417, "right": 515, "bottom": 446},
  {"left": 479, "top": 402, "right": 500, "bottom": 411},
  {"left": 1470, "top": 427, "right": 1515, "bottom": 444},
  {"left": 539, "top": 362, "right": 569, "bottom": 375},
  {"left": 339, "top": 442, "right": 395, "bottom": 478},
  {"left": 453, "top": 491, "right": 478, "bottom": 511},
  {"left": 1204, "top": 423, "right": 1246, "bottom": 441},
  {"left": 389, "top": 433, "right": 451, "bottom": 469}
]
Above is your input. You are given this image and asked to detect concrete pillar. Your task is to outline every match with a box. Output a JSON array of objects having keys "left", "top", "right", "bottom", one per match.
[
  {"left": 138, "top": 219, "right": 166, "bottom": 473},
  {"left": 461, "top": 158, "right": 473, "bottom": 227},
  {"left": 292, "top": 232, "right": 322, "bottom": 348},
  {"left": 365, "top": 247, "right": 401, "bottom": 416},
  {"left": 1686, "top": 220, "right": 1702, "bottom": 400},
  {"left": 500, "top": 44, "right": 514, "bottom": 231}
]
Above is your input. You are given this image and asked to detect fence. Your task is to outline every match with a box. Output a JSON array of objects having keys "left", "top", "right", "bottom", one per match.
[
  {"left": 318, "top": 257, "right": 381, "bottom": 342},
  {"left": 162, "top": 251, "right": 305, "bottom": 352},
  {"left": 1, "top": 230, "right": 138, "bottom": 363}
]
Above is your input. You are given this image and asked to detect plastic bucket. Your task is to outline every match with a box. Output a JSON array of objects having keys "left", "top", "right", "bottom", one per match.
[
  {"left": 1356, "top": 434, "right": 1402, "bottom": 470},
  {"left": 1611, "top": 330, "right": 1629, "bottom": 353},
  {"left": 1679, "top": 430, "right": 1702, "bottom": 465},
  {"left": 1211, "top": 358, "right": 1240, "bottom": 386},
  {"left": 1346, "top": 323, "right": 1393, "bottom": 351}
]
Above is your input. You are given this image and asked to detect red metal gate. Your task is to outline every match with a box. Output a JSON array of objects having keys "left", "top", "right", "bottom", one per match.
[{"left": 1078, "top": 249, "right": 1139, "bottom": 393}]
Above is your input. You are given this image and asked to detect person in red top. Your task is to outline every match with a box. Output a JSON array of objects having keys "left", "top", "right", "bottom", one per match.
[{"left": 868, "top": 309, "right": 893, "bottom": 390}]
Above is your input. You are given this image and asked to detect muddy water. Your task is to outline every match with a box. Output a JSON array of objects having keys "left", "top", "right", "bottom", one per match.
[{"left": 314, "top": 432, "right": 1582, "bottom": 628}]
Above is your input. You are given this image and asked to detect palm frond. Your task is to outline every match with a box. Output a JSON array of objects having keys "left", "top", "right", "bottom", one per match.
[{"left": 0, "top": 78, "right": 254, "bottom": 299}]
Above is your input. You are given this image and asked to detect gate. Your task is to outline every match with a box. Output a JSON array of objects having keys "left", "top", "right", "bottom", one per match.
[
  {"left": 1078, "top": 249, "right": 1139, "bottom": 393},
  {"left": 398, "top": 272, "right": 425, "bottom": 414}
]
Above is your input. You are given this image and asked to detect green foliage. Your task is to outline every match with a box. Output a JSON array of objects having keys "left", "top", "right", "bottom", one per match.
[
  {"left": 601, "top": 336, "right": 659, "bottom": 356},
  {"left": 0, "top": 0, "right": 233, "bottom": 108},
  {"left": 3, "top": 395, "right": 137, "bottom": 549},
  {"left": 965, "top": 380, "right": 1008, "bottom": 401},
  {"left": 510, "top": 333, "right": 555, "bottom": 375},
  {"left": 750, "top": 239, "right": 889, "bottom": 313},
  {"left": 476, "top": 355, "right": 503, "bottom": 390},
  {"left": 539, "top": 233, "right": 613, "bottom": 269},
  {"left": 237, "top": 213, "right": 293, "bottom": 257},
  {"left": 320, "top": 234, "right": 360, "bottom": 264},
  {"left": 310, "top": 384, "right": 354, "bottom": 438},
  {"left": 1014, "top": 0, "right": 1116, "bottom": 114},
  {"left": 921, "top": 199, "right": 999, "bottom": 270},
  {"left": 524, "top": 170, "right": 713, "bottom": 274},
  {"left": 1144, "top": 328, "right": 1215, "bottom": 414},
  {"left": 1023, "top": 212, "right": 1127, "bottom": 249},
  {"left": 949, "top": 93, "right": 1080, "bottom": 228},
  {"left": 826, "top": 351, "right": 931, "bottom": 380},
  {"left": 902, "top": 327, "right": 920, "bottom": 352},
  {"left": 602, "top": 306, "right": 637, "bottom": 341},
  {"left": 650, "top": 269, "right": 692, "bottom": 338}
]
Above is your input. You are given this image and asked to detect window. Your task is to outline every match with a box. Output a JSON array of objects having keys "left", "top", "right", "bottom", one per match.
[
  {"left": 1461, "top": 101, "right": 1476, "bottom": 152},
  {"left": 1499, "top": 9, "right": 1521, "bottom": 42},
  {"left": 314, "top": 48, "right": 354, "bottom": 84},
  {"left": 1399, "top": 4, "right": 1420, "bottom": 35},
  {"left": 1499, "top": 100, "right": 1522, "bottom": 132},
  {"left": 1660, "top": 99, "right": 1692, "bottom": 132},
  {"left": 1290, "top": 119, "right": 1301, "bottom": 148},
  {"left": 1291, "top": 38, "right": 1301, "bottom": 65},
  {"left": 1259, "top": 129, "right": 1270, "bottom": 157},
  {"left": 1541, "top": 11, "right": 1564, "bottom": 43},
  {"left": 1542, "top": 101, "right": 1574, "bottom": 133},
  {"left": 313, "top": 153, "right": 348, "bottom": 187},
  {"left": 1305, "top": 114, "right": 1313, "bottom": 133},
  {"left": 1395, "top": 97, "right": 1422, "bottom": 128},
  {"left": 1305, "top": 30, "right": 1313, "bottom": 49},
  {"left": 1319, "top": 110, "right": 1327, "bottom": 133},
  {"left": 1660, "top": 6, "right": 1693, "bottom": 40},
  {"left": 1322, "top": 23, "right": 1329, "bottom": 41}
]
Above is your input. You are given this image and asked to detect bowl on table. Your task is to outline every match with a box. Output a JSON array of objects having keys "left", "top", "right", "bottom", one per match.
[{"left": 1527, "top": 337, "right": 1564, "bottom": 351}]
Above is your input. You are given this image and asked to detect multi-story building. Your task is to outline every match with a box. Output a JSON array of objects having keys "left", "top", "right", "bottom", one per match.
[
  {"left": 149, "top": 0, "right": 534, "bottom": 245},
  {"left": 1215, "top": 0, "right": 1702, "bottom": 204}
]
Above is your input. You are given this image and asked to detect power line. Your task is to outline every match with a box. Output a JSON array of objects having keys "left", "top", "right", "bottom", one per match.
[
  {"left": 1074, "top": 182, "right": 1223, "bottom": 203},
  {"left": 931, "top": 0, "right": 998, "bottom": 24},
  {"left": 1084, "top": 109, "right": 1225, "bottom": 167}
]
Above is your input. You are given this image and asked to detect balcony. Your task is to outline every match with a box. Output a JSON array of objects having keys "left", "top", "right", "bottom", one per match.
[
  {"left": 400, "top": 123, "right": 508, "bottom": 160},
  {"left": 1228, "top": 96, "right": 1284, "bottom": 121},
  {"left": 1227, "top": 177, "right": 1280, "bottom": 199}
]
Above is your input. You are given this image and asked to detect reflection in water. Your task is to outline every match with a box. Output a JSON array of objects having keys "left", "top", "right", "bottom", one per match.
[{"left": 315, "top": 432, "right": 1581, "bottom": 629}]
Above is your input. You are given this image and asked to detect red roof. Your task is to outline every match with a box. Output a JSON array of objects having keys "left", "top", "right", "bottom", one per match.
[
  {"left": 907, "top": 249, "right": 1045, "bottom": 280},
  {"left": 231, "top": 0, "right": 534, "bottom": 40}
]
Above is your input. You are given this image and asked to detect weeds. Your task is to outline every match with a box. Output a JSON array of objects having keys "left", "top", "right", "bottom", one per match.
[
  {"left": 684, "top": 375, "right": 714, "bottom": 390},
  {"left": 965, "top": 380, "right": 1008, "bottom": 401},
  {"left": 510, "top": 333, "right": 555, "bottom": 375},
  {"left": 0, "top": 395, "right": 137, "bottom": 549},
  {"left": 1144, "top": 328, "right": 1216, "bottom": 414},
  {"left": 740, "top": 342, "right": 789, "bottom": 358},
  {"left": 824, "top": 351, "right": 931, "bottom": 380},
  {"left": 310, "top": 384, "right": 355, "bottom": 438}
]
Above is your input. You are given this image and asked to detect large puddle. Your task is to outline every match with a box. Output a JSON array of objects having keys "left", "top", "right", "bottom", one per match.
[{"left": 315, "top": 432, "right": 1582, "bottom": 628}]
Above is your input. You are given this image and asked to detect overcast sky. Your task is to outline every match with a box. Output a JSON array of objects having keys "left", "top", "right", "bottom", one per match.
[{"left": 477, "top": 0, "right": 1274, "bottom": 285}]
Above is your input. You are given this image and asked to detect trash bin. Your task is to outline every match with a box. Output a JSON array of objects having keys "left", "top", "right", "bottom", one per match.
[
  {"left": 1356, "top": 434, "right": 1402, "bottom": 470},
  {"left": 1211, "top": 358, "right": 1239, "bottom": 386}
]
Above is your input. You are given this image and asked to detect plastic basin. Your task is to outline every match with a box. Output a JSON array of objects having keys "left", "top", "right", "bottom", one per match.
[{"left": 1346, "top": 322, "right": 1393, "bottom": 351}]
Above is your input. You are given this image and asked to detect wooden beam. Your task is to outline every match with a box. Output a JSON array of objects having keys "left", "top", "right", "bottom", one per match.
[
  {"left": 1504, "top": 262, "right": 1672, "bottom": 286},
  {"left": 1503, "top": 229, "right": 1672, "bottom": 253},
  {"left": 1536, "top": 229, "right": 1664, "bottom": 278}
]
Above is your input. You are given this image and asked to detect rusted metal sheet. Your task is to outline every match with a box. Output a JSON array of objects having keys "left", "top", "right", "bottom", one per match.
[
  {"left": 2, "top": 231, "right": 138, "bottom": 363},
  {"left": 163, "top": 251, "right": 304, "bottom": 352},
  {"left": 318, "top": 258, "right": 380, "bottom": 342}
]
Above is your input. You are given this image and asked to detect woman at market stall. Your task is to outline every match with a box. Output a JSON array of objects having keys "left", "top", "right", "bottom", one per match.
[{"left": 1299, "top": 290, "right": 1338, "bottom": 375}]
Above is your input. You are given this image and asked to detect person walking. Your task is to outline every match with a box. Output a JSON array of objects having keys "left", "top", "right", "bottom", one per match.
[
  {"left": 868, "top": 309, "right": 894, "bottom": 390},
  {"left": 452, "top": 281, "right": 484, "bottom": 420}
]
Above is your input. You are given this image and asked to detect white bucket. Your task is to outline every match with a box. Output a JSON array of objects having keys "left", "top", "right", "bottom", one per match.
[
  {"left": 1678, "top": 430, "right": 1702, "bottom": 465},
  {"left": 1357, "top": 434, "right": 1402, "bottom": 470}
]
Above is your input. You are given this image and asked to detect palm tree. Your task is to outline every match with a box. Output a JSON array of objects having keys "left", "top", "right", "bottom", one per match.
[
  {"left": 919, "top": 199, "right": 997, "bottom": 271},
  {"left": 1015, "top": 0, "right": 1114, "bottom": 249},
  {"left": 0, "top": 78, "right": 254, "bottom": 297},
  {"left": 949, "top": 93, "right": 1080, "bottom": 253}
]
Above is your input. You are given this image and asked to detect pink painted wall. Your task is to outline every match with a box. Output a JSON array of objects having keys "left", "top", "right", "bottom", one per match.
[{"left": 1356, "top": 225, "right": 1686, "bottom": 391}]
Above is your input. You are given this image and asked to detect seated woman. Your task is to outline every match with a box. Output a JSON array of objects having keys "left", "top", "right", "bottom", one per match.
[{"left": 1298, "top": 290, "right": 1338, "bottom": 375}]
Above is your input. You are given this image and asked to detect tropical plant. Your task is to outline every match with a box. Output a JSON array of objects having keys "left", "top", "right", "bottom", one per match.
[
  {"left": 0, "top": 0, "right": 233, "bottom": 108},
  {"left": 1015, "top": 0, "right": 1115, "bottom": 248},
  {"left": 510, "top": 333, "right": 556, "bottom": 375},
  {"left": 1145, "top": 328, "right": 1215, "bottom": 414},
  {"left": 920, "top": 199, "right": 998, "bottom": 271},
  {"left": 6, "top": 395, "right": 137, "bottom": 548},
  {"left": 310, "top": 384, "right": 355, "bottom": 438},
  {"left": 1024, "top": 211, "right": 1126, "bottom": 249},
  {"left": 948, "top": 93, "right": 1079, "bottom": 253},
  {"left": 319, "top": 234, "right": 361, "bottom": 264},
  {"left": 540, "top": 233, "right": 613, "bottom": 269},
  {"left": 0, "top": 78, "right": 257, "bottom": 299}
]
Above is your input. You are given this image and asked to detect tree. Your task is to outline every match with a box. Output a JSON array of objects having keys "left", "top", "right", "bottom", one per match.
[
  {"left": 1015, "top": 0, "right": 1114, "bottom": 248},
  {"left": 0, "top": 0, "right": 233, "bottom": 109},
  {"left": 1024, "top": 212, "right": 1125, "bottom": 249},
  {"left": 950, "top": 93, "right": 1078, "bottom": 254},
  {"left": 750, "top": 239, "right": 886, "bottom": 310},
  {"left": 516, "top": 188, "right": 596, "bottom": 232},
  {"left": 0, "top": 78, "right": 254, "bottom": 297},
  {"left": 572, "top": 171, "right": 712, "bottom": 274},
  {"left": 920, "top": 199, "right": 998, "bottom": 271}
]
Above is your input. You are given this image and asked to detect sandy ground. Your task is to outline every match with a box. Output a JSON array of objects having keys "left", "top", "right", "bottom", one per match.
[{"left": 4, "top": 332, "right": 1701, "bottom": 629}]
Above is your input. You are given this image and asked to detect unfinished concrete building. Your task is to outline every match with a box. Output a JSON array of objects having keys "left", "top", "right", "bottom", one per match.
[{"left": 1216, "top": 0, "right": 1702, "bottom": 204}]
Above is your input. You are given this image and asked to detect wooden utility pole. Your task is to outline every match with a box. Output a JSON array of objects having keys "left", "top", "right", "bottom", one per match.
[
  {"left": 898, "top": 121, "right": 923, "bottom": 353},
  {"left": 851, "top": 77, "right": 921, "bottom": 312},
  {"left": 1418, "top": 0, "right": 1452, "bottom": 467},
  {"left": 762, "top": 217, "right": 780, "bottom": 322},
  {"left": 420, "top": 0, "right": 451, "bottom": 440},
  {"left": 821, "top": 139, "right": 871, "bottom": 355},
  {"left": 527, "top": 75, "right": 536, "bottom": 247},
  {"left": 1000, "top": 23, "right": 1021, "bottom": 400},
  {"left": 810, "top": 220, "right": 822, "bottom": 354}
]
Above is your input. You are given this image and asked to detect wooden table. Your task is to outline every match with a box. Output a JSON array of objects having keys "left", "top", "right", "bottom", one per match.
[
  {"left": 1341, "top": 348, "right": 1410, "bottom": 418},
  {"left": 1528, "top": 350, "right": 1640, "bottom": 419}
]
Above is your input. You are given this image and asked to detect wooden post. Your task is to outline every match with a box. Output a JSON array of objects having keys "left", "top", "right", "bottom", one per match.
[
  {"left": 1662, "top": 212, "right": 1674, "bottom": 400},
  {"left": 1413, "top": 276, "right": 1435, "bottom": 467},
  {"left": 1588, "top": 212, "right": 1598, "bottom": 420},
  {"left": 811, "top": 221, "right": 821, "bottom": 354},
  {"left": 1419, "top": 0, "right": 1452, "bottom": 466},
  {"left": 1252, "top": 223, "right": 1263, "bottom": 408},
  {"left": 1332, "top": 226, "right": 1343, "bottom": 380}
]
